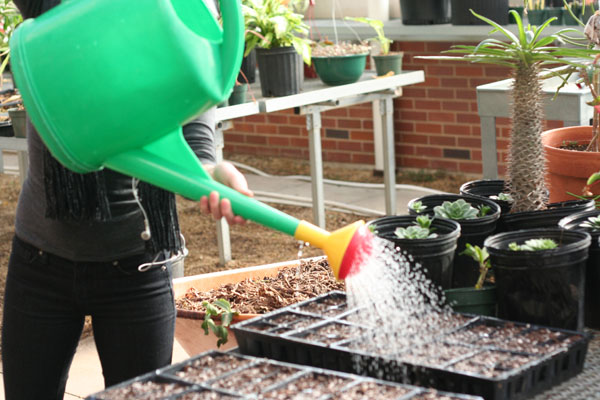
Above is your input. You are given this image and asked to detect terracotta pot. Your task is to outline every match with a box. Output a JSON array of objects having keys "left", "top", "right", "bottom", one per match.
[
  {"left": 542, "top": 126, "right": 600, "bottom": 203},
  {"left": 173, "top": 257, "right": 324, "bottom": 357}
]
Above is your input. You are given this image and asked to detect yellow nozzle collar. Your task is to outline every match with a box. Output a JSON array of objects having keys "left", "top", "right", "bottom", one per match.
[{"left": 294, "top": 220, "right": 365, "bottom": 279}]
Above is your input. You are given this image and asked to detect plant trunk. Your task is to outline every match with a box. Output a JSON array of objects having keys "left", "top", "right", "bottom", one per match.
[{"left": 508, "top": 62, "right": 548, "bottom": 213}]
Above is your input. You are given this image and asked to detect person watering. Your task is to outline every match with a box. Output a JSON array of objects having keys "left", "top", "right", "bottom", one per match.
[{"left": 1, "top": 1, "right": 252, "bottom": 398}]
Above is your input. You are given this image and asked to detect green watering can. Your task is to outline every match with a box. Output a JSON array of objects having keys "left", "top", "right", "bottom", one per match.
[{"left": 10, "top": 0, "right": 374, "bottom": 280}]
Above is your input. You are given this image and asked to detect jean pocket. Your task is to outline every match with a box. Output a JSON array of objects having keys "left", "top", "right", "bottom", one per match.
[{"left": 12, "top": 237, "right": 46, "bottom": 265}]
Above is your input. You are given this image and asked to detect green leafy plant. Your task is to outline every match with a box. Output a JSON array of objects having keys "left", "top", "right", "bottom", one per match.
[
  {"left": 419, "top": 9, "right": 600, "bottom": 213},
  {"left": 433, "top": 199, "right": 481, "bottom": 220},
  {"left": 344, "top": 16, "right": 393, "bottom": 55},
  {"left": 579, "top": 215, "right": 600, "bottom": 230},
  {"left": 460, "top": 244, "right": 491, "bottom": 290},
  {"left": 201, "top": 299, "right": 239, "bottom": 348},
  {"left": 242, "top": 0, "right": 312, "bottom": 65},
  {"left": 409, "top": 200, "right": 427, "bottom": 214},
  {"left": 508, "top": 238, "right": 558, "bottom": 251},
  {"left": 0, "top": 0, "right": 22, "bottom": 82},
  {"left": 490, "top": 192, "right": 514, "bottom": 203},
  {"left": 394, "top": 215, "right": 438, "bottom": 239}
]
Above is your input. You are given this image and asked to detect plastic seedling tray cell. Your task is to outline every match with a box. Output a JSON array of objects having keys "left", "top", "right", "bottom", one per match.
[
  {"left": 259, "top": 371, "right": 354, "bottom": 399},
  {"left": 231, "top": 292, "right": 591, "bottom": 400},
  {"left": 292, "top": 321, "right": 370, "bottom": 346},
  {"left": 295, "top": 291, "right": 348, "bottom": 317},
  {"left": 86, "top": 374, "right": 192, "bottom": 399},
  {"left": 167, "top": 353, "right": 254, "bottom": 385}
]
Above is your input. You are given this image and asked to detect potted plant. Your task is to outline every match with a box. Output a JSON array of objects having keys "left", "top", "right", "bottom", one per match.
[
  {"left": 407, "top": 194, "right": 501, "bottom": 288},
  {"left": 310, "top": 40, "right": 370, "bottom": 86},
  {"left": 444, "top": 243, "right": 497, "bottom": 316},
  {"left": 399, "top": 0, "right": 451, "bottom": 25},
  {"left": 227, "top": 80, "right": 249, "bottom": 105},
  {"left": 485, "top": 228, "right": 591, "bottom": 331},
  {"left": 344, "top": 17, "right": 404, "bottom": 76},
  {"left": 366, "top": 215, "right": 461, "bottom": 290},
  {"left": 526, "top": 0, "right": 548, "bottom": 25},
  {"left": 242, "top": 0, "right": 312, "bottom": 97},
  {"left": 0, "top": 0, "right": 22, "bottom": 81}
]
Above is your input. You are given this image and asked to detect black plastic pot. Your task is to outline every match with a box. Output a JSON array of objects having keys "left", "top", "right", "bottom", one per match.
[
  {"left": 366, "top": 215, "right": 461, "bottom": 290},
  {"left": 0, "top": 121, "right": 13, "bottom": 137},
  {"left": 559, "top": 209, "right": 600, "bottom": 329},
  {"left": 501, "top": 199, "right": 595, "bottom": 232},
  {"left": 408, "top": 194, "right": 501, "bottom": 288},
  {"left": 238, "top": 48, "right": 256, "bottom": 84},
  {"left": 228, "top": 83, "right": 248, "bottom": 105},
  {"left": 451, "top": 0, "right": 509, "bottom": 25},
  {"left": 444, "top": 284, "right": 496, "bottom": 317},
  {"left": 508, "top": 6, "right": 524, "bottom": 24},
  {"left": 256, "top": 46, "right": 303, "bottom": 97},
  {"left": 8, "top": 109, "right": 26, "bottom": 139},
  {"left": 400, "top": 0, "right": 451, "bottom": 25},
  {"left": 485, "top": 228, "right": 591, "bottom": 331}
]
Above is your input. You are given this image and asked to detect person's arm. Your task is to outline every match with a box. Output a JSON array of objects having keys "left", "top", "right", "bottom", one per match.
[{"left": 183, "top": 109, "right": 253, "bottom": 225}]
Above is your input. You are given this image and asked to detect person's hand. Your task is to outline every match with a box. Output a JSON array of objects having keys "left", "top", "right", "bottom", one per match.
[{"left": 200, "top": 161, "right": 253, "bottom": 225}]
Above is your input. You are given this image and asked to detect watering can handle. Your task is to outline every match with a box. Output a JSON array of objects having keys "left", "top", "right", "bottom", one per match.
[{"left": 220, "top": 0, "right": 245, "bottom": 94}]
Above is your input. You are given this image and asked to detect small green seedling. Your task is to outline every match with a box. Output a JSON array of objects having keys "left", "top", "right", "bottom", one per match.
[
  {"left": 460, "top": 243, "right": 491, "bottom": 290},
  {"left": 508, "top": 238, "right": 558, "bottom": 251},
  {"left": 201, "top": 299, "right": 239, "bottom": 348},
  {"left": 433, "top": 199, "right": 481, "bottom": 220},
  {"left": 580, "top": 215, "right": 600, "bottom": 230},
  {"left": 409, "top": 200, "right": 427, "bottom": 214},
  {"left": 344, "top": 16, "right": 393, "bottom": 55},
  {"left": 395, "top": 215, "right": 438, "bottom": 239},
  {"left": 490, "top": 192, "right": 514, "bottom": 203},
  {"left": 478, "top": 205, "right": 492, "bottom": 217}
]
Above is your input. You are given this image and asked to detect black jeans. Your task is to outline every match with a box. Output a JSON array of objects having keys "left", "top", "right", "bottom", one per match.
[{"left": 2, "top": 236, "right": 176, "bottom": 399}]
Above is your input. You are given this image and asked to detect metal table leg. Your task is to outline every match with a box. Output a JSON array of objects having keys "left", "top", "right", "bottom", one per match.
[
  {"left": 215, "top": 124, "right": 232, "bottom": 266},
  {"left": 306, "top": 112, "right": 326, "bottom": 229},
  {"left": 380, "top": 96, "right": 397, "bottom": 215},
  {"left": 480, "top": 116, "right": 498, "bottom": 179}
]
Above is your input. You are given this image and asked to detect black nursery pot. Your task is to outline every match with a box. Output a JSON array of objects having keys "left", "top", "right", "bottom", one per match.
[
  {"left": 485, "top": 228, "right": 591, "bottom": 331},
  {"left": 256, "top": 46, "right": 303, "bottom": 97},
  {"left": 400, "top": 0, "right": 451, "bottom": 25},
  {"left": 451, "top": 0, "right": 509, "bottom": 25},
  {"left": 366, "top": 215, "right": 461, "bottom": 290},
  {"left": 407, "top": 194, "right": 501, "bottom": 288},
  {"left": 460, "top": 179, "right": 511, "bottom": 232},
  {"left": 238, "top": 48, "right": 256, "bottom": 84},
  {"left": 501, "top": 199, "right": 595, "bottom": 232},
  {"left": 559, "top": 210, "right": 600, "bottom": 329}
]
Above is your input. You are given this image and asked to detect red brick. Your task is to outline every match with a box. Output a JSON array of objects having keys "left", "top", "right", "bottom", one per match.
[
  {"left": 363, "top": 143, "right": 374, "bottom": 152},
  {"left": 456, "top": 113, "right": 480, "bottom": 124},
  {"left": 397, "top": 144, "right": 416, "bottom": 155},
  {"left": 399, "top": 42, "right": 426, "bottom": 52},
  {"left": 288, "top": 115, "right": 306, "bottom": 126},
  {"left": 401, "top": 133, "right": 429, "bottom": 144},
  {"left": 233, "top": 123, "right": 255, "bottom": 133},
  {"left": 424, "top": 77, "right": 441, "bottom": 87},
  {"left": 457, "top": 137, "right": 481, "bottom": 148},
  {"left": 339, "top": 141, "right": 363, "bottom": 151},
  {"left": 430, "top": 135, "right": 456, "bottom": 146},
  {"left": 426, "top": 65, "right": 454, "bottom": 76},
  {"left": 281, "top": 148, "right": 304, "bottom": 158},
  {"left": 441, "top": 78, "right": 469, "bottom": 88},
  {"left": 428, "top": 88, "right": 455, "bottom": 99},
  {"left": 291, "top": 138, "right": 308, "bottom": 147},
  {"left": 352, "top": 154, "right": 374, "bottom": 164},
  {"left": 496, "top": 138, "right": 510, "bottom": 151},
  {"left": 322, "top": 139, "right": 338, "bottom": 150},
  {"left": 428, "top": 112, "right": 455, "bottom": 123},
  {"left": 268, "top": 136, "right": 290, "bottom": 146},
  {"left": 338, "top": 119, "right": 361, "bottom": 129},
  {"left": 324, "top": 108, "right": 348, "bottom": 117},
  {"left": 267, "top": 114, "right": 288, "bottom": 124},
  {"left": 398, "top": 99, "right": 414, "bottom": 109},
  {"left": 426, "top": 42, "right": 455, "bottom": 53},
  {"left": 496, "top": 117, "right": 511, "bottom": 125},
  {"left": 255, "top": 123, "right": 278, "bottom": 134},
  {"left": 326, "top": 152, "right": 352, "bottom": 163},
  {"left": 246, "top": 135, "right": 267, "bottom": 145},
  {"left": 442, "top": 101, "right": 470, "bottom": 112},
  {"left": 455, "top": 89, "right": 477, "bottom": 100},
  {"left": 322, "top": 118, "right": 336, "bottom": 128},
  {"left": 416, "top": 147, "right": 443, "bottom": 157},
  {"left": 458, "top": 162, "right": 482, "bottom": 174},
  {"left": 416, "top": 123, "right": 443, "bottom": 134},
  {"left": 223, "top": 132, "right": 245, "bottom": 143},
  {"left": 403, "top": 87, "right": 427, "bottom": 98},
  {"left": 471, "top": 125, "right": 481, "bottom": 136},
  {"left": 350, "top": 131, "right": 373, "bottom": 141},
  {"left": 362, "top": 120, "right": 374, "bottom": 130},
  {"left": 456, "top": 66, "right": 484, "bottom": 77},
  {"left": 348, "top": 108, "right": 373, "bottom": 119},
  {"left": 471, "top": 150, "right": 482, "bottom": 160},
  {"left": 485, "top": 67, "right": 511, "bottom": 78},
  {"left": 399, "top": 157, "right": 430, "bottom": 168},
  {"left": 397, "top": 121, "right": 415, "bottom": 132},
  {"left": 430, "top": 159, "right": 458, "bottom": 171},
  {"left": 444, "top": 125, "right": 471, "bottom": 135},
  {"left": 415, "top": 100, "right": 442, "bottom": 110},
  {"left": 278, "top": 125, "right": 301, "bottom": 135},
  {"left": 245, "top": 114, "right": 266, "bottom": 123},
  {"left": 400, "top": 110, "right": 428, "bottom": 121}
]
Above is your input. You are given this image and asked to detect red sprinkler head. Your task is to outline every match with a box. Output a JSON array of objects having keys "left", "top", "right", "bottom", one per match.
[{"left": 338, "top": 224, "right": 374, "bottom": 280}]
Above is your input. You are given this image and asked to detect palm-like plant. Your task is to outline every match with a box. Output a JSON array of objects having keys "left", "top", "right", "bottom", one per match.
[{"left": 426, "top": 10, "right": 599, "bottom": 213}]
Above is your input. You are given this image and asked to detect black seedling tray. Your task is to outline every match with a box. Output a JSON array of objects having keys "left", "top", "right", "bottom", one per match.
[
  {"left": 87, "top": 349, "right": 483, "bottom": 399},
  {"left": 231, "top": 291, "right": 591, "bottom": 400}
]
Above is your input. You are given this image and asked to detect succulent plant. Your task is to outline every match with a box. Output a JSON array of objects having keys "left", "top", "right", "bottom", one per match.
[
  {"left": 433, "top": 199, "right": 480, "bottom": 220},
  {"left": 579, "top": 215, "right": 600, "bottom": 230},
  {"left": 508, "top": 238, "right": 558, "bottom": 251},
  {"left": 409, "top": 200, "right": 427, "bottom": 214}
]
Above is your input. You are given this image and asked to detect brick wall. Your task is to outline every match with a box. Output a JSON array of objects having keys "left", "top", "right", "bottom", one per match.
[{"left": 223, "top": 41, "right": 565, "bottom": 176}]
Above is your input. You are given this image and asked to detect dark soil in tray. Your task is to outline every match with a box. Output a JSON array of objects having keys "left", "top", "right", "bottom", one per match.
[
  {"left": 296, "top": 295, "right": 347, "bottom": 317},
  {"left": 211, "top": 362, "right": 299, "bottom": 395},
  {"left": 449, "top": 350, "right": 536, "bottom": 378},
  {"left": 94, "top": 379, "right": 189, "bottom": 399},
  {"left": 334, "top": 381, "right": 413, "bottom": 399},
  {"left": 399, "top": 342, "right": 477, "bottom": 367},
  {"left": 260, "top": 372, "right": 352, "bottom": 399},
  {"left": 174, "top": 354, "right": 252, "bottom": 384},
  {"left": 175, "top": 391, "right": 238, "bottom": 399},
  {"left": 296, "top": 322, "right": 367, "bottom": 345}
]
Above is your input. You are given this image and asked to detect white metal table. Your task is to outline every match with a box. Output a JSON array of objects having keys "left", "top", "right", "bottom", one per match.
[{"left": 476, "top": 74, "right": 594, "bottom": 179}]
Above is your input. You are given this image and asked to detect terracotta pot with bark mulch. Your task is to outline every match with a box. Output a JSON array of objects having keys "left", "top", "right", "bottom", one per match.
[{"left": 173, "top": 256, "right": 344, "bottom": 356}]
